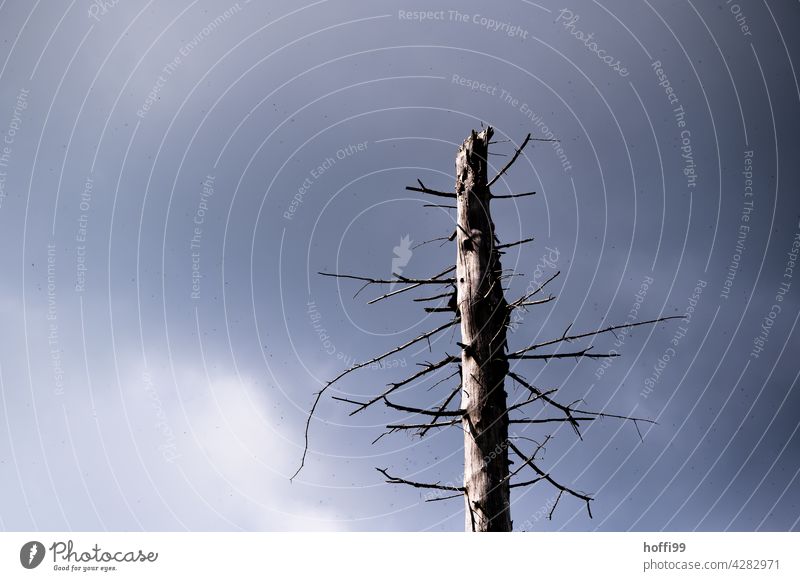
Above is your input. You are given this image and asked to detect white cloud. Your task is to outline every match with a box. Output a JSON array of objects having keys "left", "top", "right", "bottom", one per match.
[{"left": 120, "top": 359, "right": 349, "bottom": 531}]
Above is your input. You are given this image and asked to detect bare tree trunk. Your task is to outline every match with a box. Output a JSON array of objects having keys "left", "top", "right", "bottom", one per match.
[{"left": 456, "top": 127, "right": 512, "bottom": 532}]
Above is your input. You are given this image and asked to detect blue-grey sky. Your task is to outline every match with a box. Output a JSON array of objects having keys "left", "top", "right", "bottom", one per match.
[{"left": 0, "top": 0, "right": 799, "bottom": 531}]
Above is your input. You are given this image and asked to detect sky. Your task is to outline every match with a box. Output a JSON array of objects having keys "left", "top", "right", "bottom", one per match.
[{"left": 0, "top": 0, "right": 799, "bottom": 532}]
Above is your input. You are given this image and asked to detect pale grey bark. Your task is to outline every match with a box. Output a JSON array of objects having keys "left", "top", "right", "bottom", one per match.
[{"left": 455, "top": 127, "right": 512, "bottom": 532}]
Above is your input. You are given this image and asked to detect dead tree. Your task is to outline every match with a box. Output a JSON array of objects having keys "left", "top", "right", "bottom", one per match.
[
  {"left": 293, "top": 126, "right": 680, "bottom": 531},
  {"left": 453, "top": 127, "right": 513, "bottom": 531}
]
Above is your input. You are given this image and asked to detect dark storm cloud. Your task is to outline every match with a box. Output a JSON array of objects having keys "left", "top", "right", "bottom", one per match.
[{"left": 0, "top": 0, "right": 798, "bottom": 531}]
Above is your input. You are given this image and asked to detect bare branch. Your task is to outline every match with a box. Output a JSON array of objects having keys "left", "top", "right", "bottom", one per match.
[
  {"left": 511, "top": 316, "right": 685, "bottom": 358},
  {"left": 291, "top": 320, "right": 459, "bottom": 480},
  {"left": 371, "top": 430, "right": 396, "bottom": 445},
  {"left": 509, "top": 477, "right": 546, "bottom": 489},
  {"left": 425, "top": 492, "right": 464, "bottom": 502},
  {"left": 508, "top": 270, "right": 560, "bottom": 309},
  {"left": 425, "top": 367, "right": 461, "bottom": 392},
  {"left": 505, "top": 389, "right": 558, "bottom": 413},
  {"left": 350, "top": 354, "right": 460, "bottom": 414},
  {"left": 424, "top": 306, "right": 455, "bottom": 313},
  {"left": 330, "top": 395, "right": 364, "bottom": 406},
  {"left": 411, "top": 235, "right": 453, "bottom": 250},
  {"left": 406, "top": 179, "right": 456, "bottom": 198},
  {"left": 367, "top": 266, "right": 456, "bottom": 305},
  {"left": 496, "top": 237, "right": 535, "bottom": 250},
  {"left": 509, "top": 417, "right": 598, "bottom": 425},
  {"left": 548, "top": 490, "right": 564, "bottom": 520},
  {"left": 420, "top": 384, "right": 462, "bottom": 436},
  {"left": 633, "top": 418, "right": 644, "bottom": 442},
  {"left": 368, "top": 378, "right": 463, "bottom": 444},
  {"left": 386, "top": 419, "right": 460, "bottom": 430},
  {"left": 507, "top": 372, "right": 655, "bottom": 439},
  {"left": 505, "top": 434, "right": 551, "bottom": 483},
  {"left": 491, "top": 191, "right": 536, "bottom": 200},
  {"left": 318, "top": 271, "right": 454, "bottom": 285},
  {"left": 382, "top": 396, "right": 464, "bottom": 417},
  {"left": 377, "top": 467, "right": 464, "bottom": 491},
  {"left": 530, "top": 434, "right": 552, "bottom": 459},
  {"left": 508, "top": 347, "right": 620, "bottom": 360},
  {"left": 507, "top": 440, "right": 593, "bottom": 519},
  {"left": 508, "top": 434, "right": 546, "bottom": 445},
  {"left": 413, "top": 290, "right": 454, "bottom": 303},
  {"left": 509, "top": 371, "right": 583, "bottom": 438},
  {"left": 488, "top": 134, "right": 531, "bottom": 187},
  {"left": 510, "top": 295, "right": 556, "bottom": 310}
]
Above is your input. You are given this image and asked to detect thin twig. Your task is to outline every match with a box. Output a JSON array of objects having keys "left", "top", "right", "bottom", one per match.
[
  {"left": 367, "top": 266, "right": 456, "bottom": 305},
  {"left": 510, "top": 316, "right": 685, "bottom": 357},
  {"left": 413, "top": 290, "right": 454, "bottom": 303},
  {"left": 507, "top": 372, "right": 656, "bottom": 439},
  {"left": 291, "top": 320, "right": 459, "bottom": 480},
  {"left": 508, "top": 417, "right": 598, "bottom": 424},
  {"left": 382, "top": 396, "right": 465, "bottom": 417},
  {"left": 411, "top": 236, "right": 452, "bottom": 250},
  {"left": 507, "top": 440, "right": 594, "bottom": 519},
  {"left": 350, "top": 354, "right": 460, "bottom": 415},
  {"left": 425, "top": 367, "right": 461, "bottom": 392},
  {"left": 386, "top": 419, "right": 460, "bottom": 430},
  {"left": 425, "top": 492, "right": 464, "bottom": 502},
  {"left": 406, "top": 179, "right": 456, "bottom": 198},
  {"left": 318, "top": 272, "right": 454, "bottom": 285},
  {"left": 420, "top": 384, "right": 462, "bottom": 436},
  {"left": 491, "top": 191, "right": 536, "bottom": 200},
  {"left": 508, "top": 347, "right": 619, "bottom": 360},
  {"left": 510, "top": 296, "right": 556, "bottom": 310},
  {"left": 508, "top": 271, "right": 561, "bottom": 309},
  {"left": 496, "top": 237, "right": 535, "bottom": 250},
  {"left": 377, "top": 468, "right": 464, "bottom": 491},
  {"left": 505, "top": 390, "right": 558, "bottom": 413},
  {"left": 548, "top": 490, "right": 564, "bottom": 520},
  {"left": 488, "top": 133, "right": 531, "bottom": 187}
]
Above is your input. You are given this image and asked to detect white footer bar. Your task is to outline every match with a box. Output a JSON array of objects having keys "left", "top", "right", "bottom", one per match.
[{"left": 1, "top": 532, "right": 796, "bottom": 580}]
